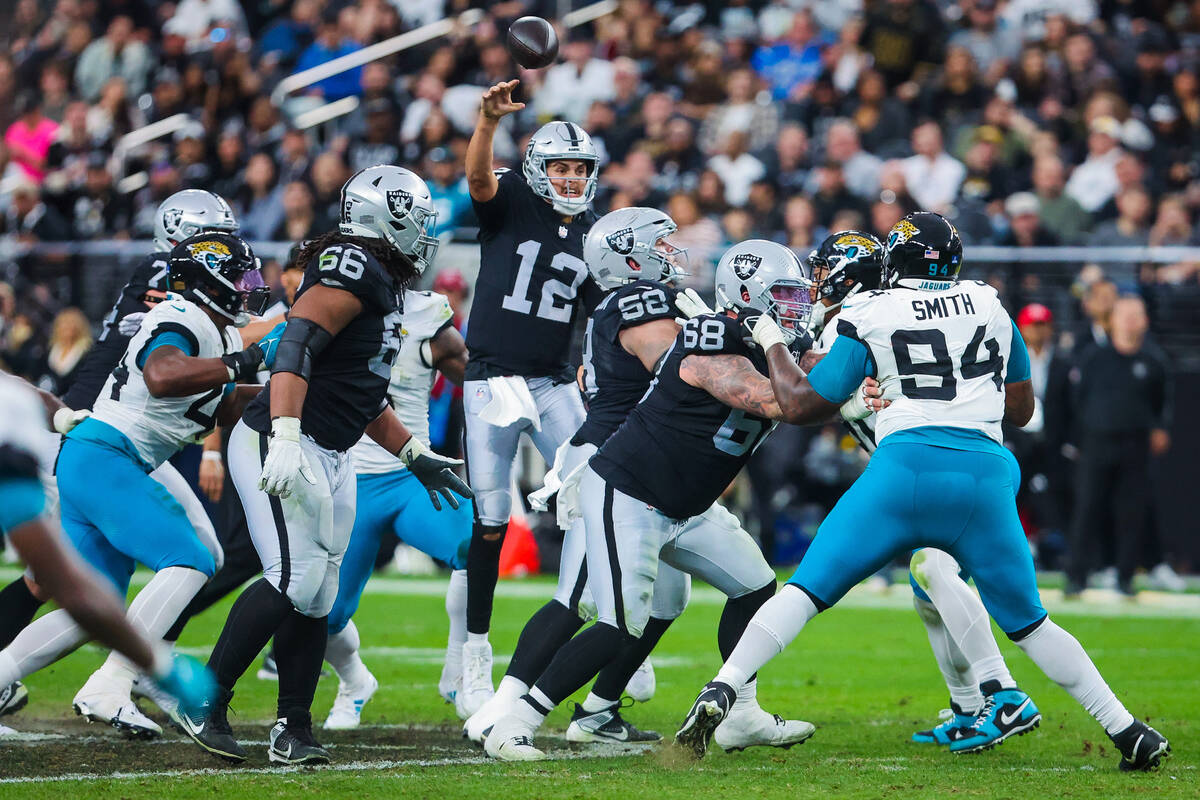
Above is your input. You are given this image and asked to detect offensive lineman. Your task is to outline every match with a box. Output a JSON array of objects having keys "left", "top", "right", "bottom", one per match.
[
  {"left": 484, "top": 240, "right": 828, "bottom": 761},
  {"left": 676, "top": 213, "right": 1170, "bottom": 772},
  {"left": 457, "top": 79, "right": 603, "bottom": 716},
  {"left": 178, "top": 166, "right": 471, "bottom": 765}
]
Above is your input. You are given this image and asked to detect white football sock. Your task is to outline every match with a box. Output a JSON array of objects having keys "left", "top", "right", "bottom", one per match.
[
  {"left": 522, "top": 688, "right": 553, "bottom": 727},
  {"left": 495, "top": 675, "right": 529, "bottom": 705},
  {"left": 444, "top": 569, "right": 468, "bottom": 671},
  {"left": 0, "top": 609, "right": 86, "bottom": 685},
  {"left": 914, "top": 550, "right": 1014, "bottom": 692},
  {"left": 95, "top": 566, "right": 208, "bottom": 694},
  {"left": 326, "top": 619, "right": 371, "bottom": 687},
  {"left": 581, "top": 691, "right": 612, "bottom": 713},
  {"left": 731, "top": 678, "right": 760, "bottom": 714},
  {"left": 912, "top": 596, "right": 983, "bottom": 713},
  {"left": 467, "top": 631, "right": 489, "bottom": 647},
  {"left": 1015, "top": 618, "right": 1134, "bottom": 735},
  {"left": 715, "top": 585, "right": 818, "bottom": 689}
]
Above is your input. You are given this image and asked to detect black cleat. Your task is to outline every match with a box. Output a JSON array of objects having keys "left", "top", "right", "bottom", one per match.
[
  {"left": 675, "top": 681, "right": 736, "bottom": 759},
  {"left": 269, "top": 715, "right": 332, "bottom": 765},
  {"left": 566, "top": 700, "right": 661, "bottom": 743},
  {"left": 176, "top": 687, "right": 247, "bottom": 763},
  {"left": 0, "top": 681, "right": 28, "bottom": 717},
  {"left": 1111, "top": 719, "right": 1170, "bottom": 772}
]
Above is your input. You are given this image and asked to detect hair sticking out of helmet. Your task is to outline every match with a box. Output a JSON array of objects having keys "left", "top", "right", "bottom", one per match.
[{"left": 339, "top": 164, "right": 440, "bottom": 274}]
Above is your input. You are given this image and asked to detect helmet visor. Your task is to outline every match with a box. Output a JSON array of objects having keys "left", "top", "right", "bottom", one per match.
[
  {"left": 233, "top": 269, "right": 270, "bottom": 317},
  {"left": 767, "top": 282, "right": 815, "bottom": 332}
]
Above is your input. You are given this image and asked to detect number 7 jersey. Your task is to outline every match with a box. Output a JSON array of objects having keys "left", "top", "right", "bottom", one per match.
[{"left": 829, "top": 280, "right": 1025, "bottom": 446}]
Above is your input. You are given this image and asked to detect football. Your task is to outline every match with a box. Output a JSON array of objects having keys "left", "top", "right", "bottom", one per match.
[{"left": 506, "top": 16, "right": 558, "bottom": 70}]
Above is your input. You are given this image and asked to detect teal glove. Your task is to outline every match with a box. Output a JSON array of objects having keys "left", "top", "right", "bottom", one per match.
[
  {"left": 154, "top": 653, "right": 216, "bottom": 719},
  {"left": 258, "top": 322, "right": 286, "bottom": 369}
]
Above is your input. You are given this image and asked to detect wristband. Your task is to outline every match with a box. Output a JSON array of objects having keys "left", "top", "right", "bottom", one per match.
[{"left": 201, "top": 451, "right": 223, "bottom": 463}]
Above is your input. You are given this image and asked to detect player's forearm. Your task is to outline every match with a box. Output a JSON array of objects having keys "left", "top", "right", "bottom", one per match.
[
  {"left": 429, "top": 327, "right": 468, "bottom": 385},
  {"left": 1003, "top": 380, "right": 1035, "bottom": 427},
  {"left": 143, "top": 352, "right": 233, "bottom": 398},
  {"left": 364, "top": 406, "right": 416, "bottom": 454},
  {"left": 239, "top": 314, "right": 287, "bottom": 346},
  {"left": 217, "top": 386, "right": 262, "bottom": 426},
  {"left": 466, "top": 117, "right": 499, "bottom": 201},
  {"left": 268, "top": 371, "right": 309, "bottom": 420},
  {"left": 765, "top": 345, "right": 839, "bottom": 425},
  {"left": 682, "top": 354, "right": 783, "bottom": 420}
]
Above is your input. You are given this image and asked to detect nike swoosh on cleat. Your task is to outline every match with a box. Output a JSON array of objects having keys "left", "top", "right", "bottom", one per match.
[{"left": 998, "top": 698, "right": 1032, "bottom": 726}]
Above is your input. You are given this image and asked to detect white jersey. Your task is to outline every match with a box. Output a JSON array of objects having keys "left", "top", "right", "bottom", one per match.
[
  {"left": 833, "top": 280, "right": 1014, "bottom": 446},
  {"left": 350, "top": 290, "right": 455, "bottom": 474},
  {"left": 0, "top": 376, "right": 47, "bottom": 477},
  {"left": 92, "top": 293, "right": 235, "bottom": 469},
  {"left": 813, "top": 322, "right": 878, "bottom": 454}
]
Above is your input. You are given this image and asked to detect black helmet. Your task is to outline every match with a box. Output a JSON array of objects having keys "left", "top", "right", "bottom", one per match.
[
  {"left": 809, "top": 229, "right": 885, "bottom": 306},
  {"left": 168, "top": 232, "right": 270, "bottom": 327},
  {"left": 881, "top": 212, "right": 963, "bottom": 290}
]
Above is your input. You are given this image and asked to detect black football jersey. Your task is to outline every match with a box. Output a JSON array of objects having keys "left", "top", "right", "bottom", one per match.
[
  {"left": 243, "top": 241, "right": 403, "bottom": 452},
  {"left": 464, "top": 170, "right": 602, "bottom": 383},
  {"left": 61, "top": 252, "right": 171, "bottom": 411},
  {"left": 572, "top": 280, "right": 679, "bottom": 448},
  {"left": 591, "top": 313, "right": 775, "bottom": 520}
]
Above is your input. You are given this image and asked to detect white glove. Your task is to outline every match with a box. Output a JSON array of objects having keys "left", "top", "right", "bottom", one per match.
[
  {"left": 748, "top": 314, "right": 789, "bottom": 351},
  {"left": 117, "top": 312, "right": 147, "bottom": 337},
  {"left": 257, "top": 417, "right": 316, "bottom": 498},
  {"left": 674, "top": 288, "right": 713, "bottom": 321},
  {"left": 52, "top": 407, "right": 91, "bottom": 435},
  {"left": 839, "top": 381, "right": 873, "bottom": 422}
]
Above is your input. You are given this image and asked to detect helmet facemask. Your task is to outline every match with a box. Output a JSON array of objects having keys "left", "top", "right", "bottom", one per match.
[
  {"left": 762, "top": 280, "right": 817, "bottom": 345},
  {"left": 650, "top": 235, "right": 689, "bottom": 285},
  {"left": 528, "top": 156, "right": 598, "bottom": 216}
]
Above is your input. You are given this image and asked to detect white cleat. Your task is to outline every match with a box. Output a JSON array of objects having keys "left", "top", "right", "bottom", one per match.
[
  {"left": 131, "top": 674, "right": 178, "bottom": 718},
  {"left": 483, "top": 715, "right": 545, "bottom": 762},
  {"left": 713, "top": 706, "right": 815, "bottom": 753},
  {"left": 463, "top": 693, "right": 511, "bottom": 745},
  {"left": 324, "top": 670, "right": 379, "bottom": 730},
  {"left": 73, "top": 677, "right": 163, "bottom": 740},
  {"left": 438, "top": 659, "right": 461, "bottom": 706},
  {"left": 455, "top": 640, "right": 495, "bottom": 719},
  {"left": 0, "top": 723, "right": 19, "bottom": 736},
  {"left": 625, "top": 659, "right": 656, "bottom": 703}
]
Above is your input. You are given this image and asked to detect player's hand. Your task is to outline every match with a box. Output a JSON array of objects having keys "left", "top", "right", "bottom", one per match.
[
  {"left": 52, "top": 407, "right": 91, "bottom": 435},
  {"left": 480, "top": 80, "right": 524, "bottom": 121},
  {"left": 840, "top": 378, "right": 890, "bottom": 421},
  {"left": 221, "top": 342, "right": 267, "bottom": 383},
  {"left": 256, "top": 322, "right": 286, "bottom": 370},
  {"left": 152, "top": 651, "right": 216, "bottom": 719},
  {"left": 674, "top": 288, "right": 713, "bottom": 321},
  {"left": 398, "top": 436, "right": 474, "bottom": 511},
  {"left": 117, "top": 312, "right": 147, "bottom": 337},
  {"left": 258, "top": 416, "right": 317, "bottom": 498},
  {"left": 1150, "top": 427, "right": 1171, "bottom": 456},
  {"left": 199, "top": 452, "right": 224, "bottom": 503}
]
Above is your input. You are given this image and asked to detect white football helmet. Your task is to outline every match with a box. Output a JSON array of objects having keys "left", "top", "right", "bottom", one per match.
[
  {"left": 339, "top": 164, "right": 440, "bottom": 274},
  {"left": 153, "top": 190, "right": 238, "bottom": 252},
  {"left": 522, "top": 121, "right": 599, "bottom": 216},
  {"left": 583, "top": 207, "right": 688, "bottom": 290},
  {"left": 714, "top": 239, "right": 816, "bottom": 345}
]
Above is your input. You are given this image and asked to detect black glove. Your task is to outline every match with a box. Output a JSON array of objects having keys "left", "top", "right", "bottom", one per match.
[
  {"left": 221, "top": 343, "right": 264, "bottom": 383},
  {"left": 399, "top": 437, "right": 474, "bottom": 511}
]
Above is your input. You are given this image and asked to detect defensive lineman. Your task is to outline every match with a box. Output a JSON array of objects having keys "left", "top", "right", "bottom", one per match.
[
  {"left": 484, "top": 240, "right": 823, "bottom": 761},
  {"left": 458, "top": 79, "right": 603, "bottom": 716},
  {"left": 677, "top": 213, "right": 1170, "bottom": 772}
]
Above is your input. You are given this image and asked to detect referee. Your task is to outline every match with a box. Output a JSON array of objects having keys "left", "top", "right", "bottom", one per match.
[{"left": 1065, "top": 296, "right": 1171, "bottom": 597}]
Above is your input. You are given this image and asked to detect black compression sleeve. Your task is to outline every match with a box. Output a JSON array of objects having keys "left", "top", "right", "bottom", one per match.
[{"left": 272, "top": 318, "right": 334, "bottom": 381}]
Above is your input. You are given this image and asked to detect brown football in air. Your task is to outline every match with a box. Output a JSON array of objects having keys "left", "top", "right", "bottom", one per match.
[{"left": 507, "top": 16, "right": 559, "bottom": 70}]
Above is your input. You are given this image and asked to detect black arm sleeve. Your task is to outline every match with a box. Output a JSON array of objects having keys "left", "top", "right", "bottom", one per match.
[{"left": 272, "top": 318, "right": 335, "bottom": 382}]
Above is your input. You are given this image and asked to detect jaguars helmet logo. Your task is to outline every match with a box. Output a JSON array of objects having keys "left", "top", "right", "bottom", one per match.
[
  {"left": 161, "top": 208, "right": 183, "bottom": 236},
  {"left": 886, "top": 219, "right": 920, "bottom": 249},
  {"left": 387, "top": 189, "right": 414, "bottom": 218},
  {"left": 731, "top": 253, "right": 762, "bottom": 280},
  {"left": 605, "top": 227, "right": 636, "bottom": 255},
  {"left": 186, "top": 239, "right": 233, "bottom": 269}
]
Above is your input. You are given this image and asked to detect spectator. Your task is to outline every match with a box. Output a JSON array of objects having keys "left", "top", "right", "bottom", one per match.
[
  {"left": 1064, "top": 116, "right": 1122, "bottom": 213},
  {"left": 1031, "top": 156, "right": 1090, "bottom": 243},
  {"left": 1092, "top": 153, "right": 1147, "bottom": 225},
  {"left": 1071, "top": 277, "right": 1117, "bottom": 351},
  {"left": 1060, "top": 32, "right": 1118, "bottom": 109},
  {"left": 425, "top": 147, "right": 472, "bottom": 235},
  {"left": 271, "top": 180, "right": 320, "bottom": 242},
  {"left": 808, "top": 161, "right": 867, "bottom": 226},
  {"left": 958, "top": 127, "right": 1011, "bottom": 206},
  {"left": 348, "top": 99, "right": 401, "bottom": 173},
  {"left": 1091, "top": 186, "right": 1153, "bottom": 284},
  {"left": 823, "top": 119, "right": 881, "bottom": 200},
  {"left": 1147, "top": 195, "right": 1197, "bottom": 247},
  {"left": 533, "top": 31, "right": 615, "bottom": 125},
  {"left": 1065, "top": 295, "right": 1171, "bottom": 596},
  {"left": 234, "top": 151, "right": 285, "bottom": 241},
  {"left": 1000, "top": 192, "right": 1059, "bottom": 246},
  {"left": 294, "top": 12, "right": 363, "bottom": 102},
  {"left": 653, "top": 117, "right": 704, "bottom": 195},
  {"left": 751, "top": 9, "right": 825, "bottom": 102},
  {"left": 745, "top": 180, "right": 785, "bottom": 240},
  {"left": 163, "top": 0, "right": 248, "bottom": 49},
  {"left": 782, "top": 194, "right": 821, "bottom": 253},
  {"left": 39, "top": 63, "right": 73, "bottom": 123},
  {"left": 258, "top": 0, "right": 319, "bottom": 68},
  {"left": 861, "top": 0, "right": 946, "bottom": 92},
  {"left": 5, "top": 92, "right": 59, "bottom": 184},
  {"left": 707, "top": 130, "right": 765, "bottom": 207},
  {"left": 693, "top": 168, "right": 729, "bottom": 217},
  {"left": 43, "top": 101, "right": 108, "bottom": 201},
  {"left": 700, "top": 68, "right": 781, "bottom": 155},
  {"left": 173, "top": 121, "right": 213, "bottom": 189},
  {"left": 900, "top": 121, "right": 965, "bottom": 213},
  {"left": 245, "top": 95, "right": 286, "bottom": 153},
  {"left": 67, "top": 154, "right": 132, "bottom": 239},
  {"left": 665, "top": 192, "right": 723, "bottom": 290},
  {"left": 846, "top": 69, "right": 911, "bottom": 155},
  {"left": 949, "top": 0, "right": 1020, "bottom": 82},
  {"left": 2, "top": 181, "right": 70, "bottom": 241},
  {"left": 918, "top": 46, "right": 989, "bottom": 130},
  {"left": 308, "top": 150, "right": 349, "bottom": 231},
  {"left": 210, "top": 126, "right": 245, "bottom": 202},
  {"left": 276, "top": 128, "right": 312, "bottom": 185},
  {"left": 828, "top": 15, "right": 871, "bottom": 95},
  {"left": 74, "top": 16, "right": 152, "bottom": 102},
  {"left": 764, "top": 122, "right": 811, "bottom": 196},
  {"left": 38, "top": 307, "right": 92, "bottom": 396}
]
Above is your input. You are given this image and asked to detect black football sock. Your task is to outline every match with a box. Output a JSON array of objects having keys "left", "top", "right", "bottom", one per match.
[
  {"left": 531, "top": 622, "right": 629, "bottom": 708},
  {"left": 207, "top": 578, "right": 293, "bottom": 691},
  {"left": 274, "top": 610, "right": 328, "bottom": 722},
  {"left": 591, "top": 615, "right": 674, "bottom": 703},
  {"left": 465, "top": 521, "right": 507, "bottom": 635},
  {"left": 718, "top": 582, "right": 776, "bottom": 683},
  {"left": 505, "top": 599, "right": 586, "bottom": 685},
  {"left": 0, "top": 578, "right": 44, "bottom": 650}
]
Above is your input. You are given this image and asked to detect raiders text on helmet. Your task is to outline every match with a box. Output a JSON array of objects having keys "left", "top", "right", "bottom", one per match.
[
  {"left": 715, "top": 239, "right": 816, "bottom": 346},
  {"left": 522, "top": 121, "right": 599, "bottom": 216},
  {"left": 882, "top": 211, "right": 964, "bottom": 291},
  {"left": 153, "top": 190, "right": 239, "bottom": 252},
  {"left": 168, "top": 232, "right": 269, "bottom": 327},
  {"left": 339, "top": 164, "right": 440, "bottom": 273},
  {"left": 583, "top": 207, "right": 688, "bottom": 289}
]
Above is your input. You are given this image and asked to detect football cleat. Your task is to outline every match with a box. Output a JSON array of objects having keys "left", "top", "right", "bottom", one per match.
[
  {"left": 73, "top": 673, "right": 162, "bottom": 739},
  {"left": 675, "top": 681, "right": 736, "bottom": 759},
  {"left": 176, "top": 687, "right": 247, "bottom": 763},
  {"left": 713, "top": 706, "right": 815, "bottom": 752},
  {"left": 132, "top": 674, "right": 179, "bottom": 719},
  {"left": 463, "top": 693, "right": 509, "bottom": 745},
  {"left": 438, "top": 659, "right": 461, "bottom": 706},
  {"left": 483, "top": 714, "right": 545, "bottom": 761},
  {"left": 0, "top": 681, "right": 28, "bottom": 717},
  {"left": 949, "top": 682, "right": 1040, "bottom": 754},
  {"left": 1110, "top": 719, "right": 1170, "bottom": 772},
  {"left": 912, "top": 703, "right": 977, "bottom": 745},
  {"left": 625, "top": 659, "right": 656, "bottom": 703},
  {"left": 256, "top": 653, "right": 279, "bottom": 681},
  {"left": 0, "top": 723, "right": 18, "bottom": 736},
  {"left": 324, "top": 670, "right": 379, "bottom": 730},
  {"left": 269, "top": 716, "right": 331, "bottom": 765},
  {"left": 455, "top": 640, "right": 495, "bottom": 719},
  {"left": 565, "top": 701, "right": 660, "bottom": 743}
]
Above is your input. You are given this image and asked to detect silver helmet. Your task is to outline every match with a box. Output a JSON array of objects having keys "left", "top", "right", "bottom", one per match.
[
  {"left": 522, "top": 121, "right": 599, "bottom": 216},
  {"left": 153, "top": 190, "right": 238, "bottom": 252},
  {"left": 339, "top": 164, "right": 439, "bottom": 274},
  {"left": 714, "top": 239, "right": 817, "bottom": 346},
  {"left": 583, "top": 207, "right": 688, "bottom": 289}
]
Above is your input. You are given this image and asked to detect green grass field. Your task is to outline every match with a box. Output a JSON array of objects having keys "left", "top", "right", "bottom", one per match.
[{"left": 1, "top": 574, "right": 1195, "bottom": 799}]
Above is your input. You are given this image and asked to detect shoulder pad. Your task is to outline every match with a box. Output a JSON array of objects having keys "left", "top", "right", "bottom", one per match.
[
  {"left": 680, "top": 313, "right": 741, "bottom": 357},
  {"left": 400, "top": 290, "right": 454, "bottom": 337}
]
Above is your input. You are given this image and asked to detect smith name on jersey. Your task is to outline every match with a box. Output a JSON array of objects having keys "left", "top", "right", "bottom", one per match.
[
  {"left": 591, "top": 313, "right": 774, "bottom": 520},
  {"left": 91, "top": 293, "right": 236, "bottom": 470},
  {"left": 243, "top": 241, "right": 403, "bottom": 453},
  {"left": 465, "top": 170, "right": 602, "bottom": 382},
  {"left": 574, "top": 279, "right": 679, "bottom": 448},
  {"left": 809, "top": 280, "right": 1030, "bottom": 448},
  {"left": 351, "top": 290, "right": 454, "bottom": 474}
]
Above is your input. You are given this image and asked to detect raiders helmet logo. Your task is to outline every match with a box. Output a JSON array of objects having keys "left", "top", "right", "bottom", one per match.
[
  {"left": 605, "top": 227, "right": 635, "bottom": 255},
  {"left": 387, "top": 189, "right": 414, "bottom": 217},
  {"left": 731, "top": 253, "right": 762, "bottom": 280},
  {"left": 162, "top": 208, "right": 183, "bottom": 235}
]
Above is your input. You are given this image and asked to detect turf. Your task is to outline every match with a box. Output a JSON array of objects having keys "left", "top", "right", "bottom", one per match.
[{"left": 0, "top": 574, "right": 1194, "bottom": 799}]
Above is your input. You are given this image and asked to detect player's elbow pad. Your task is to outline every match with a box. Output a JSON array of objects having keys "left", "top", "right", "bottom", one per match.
[{"left": 272, "top": 318, "right": 334, "bottom": 381}]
